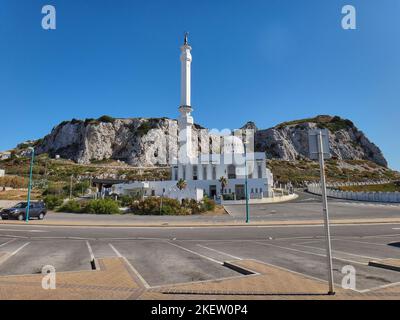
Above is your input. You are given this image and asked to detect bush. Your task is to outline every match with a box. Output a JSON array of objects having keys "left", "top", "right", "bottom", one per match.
[
  {"left": 97, "top": 115, "right": 115, "bottom": 123},
  {"left": 83, "top": 199, "right": 120, "bottom": 214},
  {"left": 58, "top": 200, "right": 82, "bottom": 213},
  {"left": 43, "top": 182, "right": 67, "bottom": 196},
  {"left": 131, "top": 197, "right": 185, "bottom": 215},
  {"left": 130, "top": 197, "right": 215, "bottom": 215},
  {"left": 201, "top": 197, "right": 216, "bottom": 212},
  {"left": 43, "top": 195, "right": 64, "bottom": 210},
  {"left": 118, "top": 194, "right": 141, "bottom": 207}
]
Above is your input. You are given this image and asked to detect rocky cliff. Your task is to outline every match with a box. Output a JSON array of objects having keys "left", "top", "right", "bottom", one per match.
[
  {"left": 30, "top": 115, "right": 387, "bottom": 167},
  {"left": 253, "top": 115, "right": 387, "bottom": 167}
]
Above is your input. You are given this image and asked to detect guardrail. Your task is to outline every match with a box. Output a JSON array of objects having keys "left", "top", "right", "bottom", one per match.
[{"left": 307, "top": 183, "right": 400, "bottom": 203}]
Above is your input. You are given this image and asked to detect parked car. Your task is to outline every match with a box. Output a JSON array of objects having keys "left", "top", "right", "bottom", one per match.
[{"left": 0, "top": 202, "right": 47, "bottom": 221}]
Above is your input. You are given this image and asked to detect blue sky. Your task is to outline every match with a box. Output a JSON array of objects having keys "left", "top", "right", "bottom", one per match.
[{"left": 0, "top": 0, "right": 399, "bottom": 170}]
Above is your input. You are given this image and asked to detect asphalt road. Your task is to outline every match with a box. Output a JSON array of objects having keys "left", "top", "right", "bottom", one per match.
[
  {"left": 225, "top": 191, "right": 400, "bottom": 221},
  {"left": 0, "top": 221, "right": 399, "bottom": 292}
]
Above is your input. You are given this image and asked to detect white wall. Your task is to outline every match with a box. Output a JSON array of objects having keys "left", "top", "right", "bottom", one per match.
[{"left": 307, "top": 183, "right": 400, "bottom": 203}]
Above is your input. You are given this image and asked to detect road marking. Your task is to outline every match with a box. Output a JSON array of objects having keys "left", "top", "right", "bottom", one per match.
[
  {"left": 298, "top": 198, "right": 316, "bottom": 202},
  {"left": 0, "top": 239, "right": 17, "bottom": 248},
  {"left": 165, "top": 241, "right": 223, "bottom": 264},
  {"left": 196, "top": 244, "right": 243, "bottom": 260},
  {"left": 10, "top": 242, "right": 30, "bottom": 256},
  {"left": 293, "top": 243, "right": 380, "bottom": 260},
  {"left": 86, "top": 241, "right": 95, "bottom": 261},
  {"left": 108, "top": 243, "right": 122, "bottom": 257},
  {"left": 108, "top": 243, "right": 151, "bottom": 289},
  {"left": 0, "top": 229, "right": 47, "bottom": 233},
  {"left": 253, "top": 241, "right": 366, "bottom": 265},
  {"left": 331, "top": 238, "right": 389, "bottom": 247},
  {"left": 356, "top": 280, "right": 400, "bottom": 293}
]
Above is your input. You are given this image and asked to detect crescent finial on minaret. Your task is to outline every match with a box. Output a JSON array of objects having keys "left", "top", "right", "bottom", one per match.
[{"left": 184, "top": 32, "right": 189, "bottom": 45}]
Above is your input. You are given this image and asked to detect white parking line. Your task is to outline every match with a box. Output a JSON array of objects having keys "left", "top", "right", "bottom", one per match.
[
  {"left": 293, "top": 243, "right": 380, "bottom": 260},
  {"left": 253, "top": 241, "right": 366, "bottom": 265},
  {"left": 86, "top": 241, "right": 95, "bottom": 261},
  {"left": 108, "top": 243, "right": 151, "bottom": 289},
  {"left": 196, "top": 244, "right": 243, "bottom": 260},
  {"left": 331, "top": 238, "right": 389, "bottom": 247},
  {"left": 0, "top": 239, "right": 17, "bottom": 248},
  {"left": 165, "top": 241, "right": 223, "bottom": 264},
  {"left": 357, "top": 280, "right": 400, "bottom": 293},
  {"left": 10, "top": 242, "right": 30, "bottom": 256},
  {"left": 108, "top": 243, "right": 122, "bottom": 257}
]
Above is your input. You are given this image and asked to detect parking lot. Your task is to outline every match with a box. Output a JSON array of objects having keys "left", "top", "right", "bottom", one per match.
[{"left": 0, "top": 222, "right": 399, "bottom": 293}]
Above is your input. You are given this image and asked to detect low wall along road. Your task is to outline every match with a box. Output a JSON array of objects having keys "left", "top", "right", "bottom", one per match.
[{"left": 308, "top": 183, "right": 400, "bottom": 203}]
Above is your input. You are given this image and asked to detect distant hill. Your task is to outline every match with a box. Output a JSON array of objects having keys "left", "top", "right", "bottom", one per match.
[{"left": 4, "top": 115, "right": 388, "bottom": 168}]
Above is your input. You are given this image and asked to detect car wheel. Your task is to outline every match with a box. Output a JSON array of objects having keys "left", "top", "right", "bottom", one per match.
[
  {"left": 38, "top": 213, "right": 44, "bottom": 220},
  {"left": 17, "top": 214, "right": 24, "bottom": 221}
]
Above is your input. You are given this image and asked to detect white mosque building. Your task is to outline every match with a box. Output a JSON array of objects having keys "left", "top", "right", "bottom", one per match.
[{"left": 112, "top": 34, "right": 274, "bottom": 202}]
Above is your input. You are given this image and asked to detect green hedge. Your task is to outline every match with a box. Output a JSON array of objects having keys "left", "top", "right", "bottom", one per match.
[
  {"left": 43, "top": 195, "right": 64, "bottom": 210},
  {"left": 58, "top": 199, "right": 82, "bottom": 213},
  {"left": 83, "top": 199, "right": 120, "bottom": 214},
  {"left": 130, "top": 197, "right": 216, "bottom": 215},
  {"left": 58, "top": 199, "right": 120, "bottom": 214}
]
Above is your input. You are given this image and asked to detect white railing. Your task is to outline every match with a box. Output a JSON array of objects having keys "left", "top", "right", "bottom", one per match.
[{"left": 307, "top": 182, "right": 400, "bottom": 203}]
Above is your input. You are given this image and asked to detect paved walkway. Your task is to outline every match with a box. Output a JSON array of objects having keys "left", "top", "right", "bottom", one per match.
[
  {"left": 1, "top": 216, "right": 400, "bottom": 227},
  {"left": 1, "top": 257, "right": 399, "bottom": 300}
]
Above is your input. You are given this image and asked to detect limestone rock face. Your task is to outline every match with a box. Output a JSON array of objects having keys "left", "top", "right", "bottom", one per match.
[
  {"left": 32, "top": 115, "right": 387, "bottom": 167},
  {"left": 35, "top": 118, "right": 222, "bottom": 166},
  {"left": 255, "top": 116, "right": 387, "bottom": 167}
]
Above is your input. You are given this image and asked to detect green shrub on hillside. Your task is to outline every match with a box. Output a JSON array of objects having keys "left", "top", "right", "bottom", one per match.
[
  {"left": 43, "top": 195, "right": 64, "bottom": 210},
  {"left": 97, "top": 115, "right": 115, "bottom": 123},
  {"left": 58, "top": 200, "right": 82, "bottom": 213},
  {"left": 83, "top": 199, "right": 120, "bottom": 214}
]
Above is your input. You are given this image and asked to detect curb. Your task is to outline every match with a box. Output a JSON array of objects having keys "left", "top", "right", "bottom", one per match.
[
  {"left": 223, "top": 261, "right": 256, "bottom": 275},
  {"left": 369, "top": 260, "right": 400, "bottom": 272},
  {"left": 1, "top": 219, "right": 400, "bottom": 228}
]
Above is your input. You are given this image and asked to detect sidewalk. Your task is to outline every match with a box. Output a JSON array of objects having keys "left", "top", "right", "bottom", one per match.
[
  {"left": 1, "top": 215, "right": 400, "bottom": 228},
  {"left": 1, "top": 257, "right": 399, "bottom": 300}
]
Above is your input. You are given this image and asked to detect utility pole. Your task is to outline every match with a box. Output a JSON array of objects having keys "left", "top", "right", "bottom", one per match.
[
  {"left": 308, "top": 129, "right": 335, "bottom": 295},
  {"left": 69, "top": 175, "right": 73, "bottom": 199},
  {"left": 26, "top": 147, "right": 35, "bottom": 223},
  {"left": 317, "top": 131, "right": 335, "bottom": 295}
]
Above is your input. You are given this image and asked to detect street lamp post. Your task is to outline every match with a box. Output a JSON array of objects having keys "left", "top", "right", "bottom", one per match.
[
  {"left": 317, "top": 131, "right": 335, "bottom": 295},
  {"left": 26, "top": 147, "right": 35, "bottom": 223},
  {"left": 244, "top": 144, "right": 249, "bottom": 223}
]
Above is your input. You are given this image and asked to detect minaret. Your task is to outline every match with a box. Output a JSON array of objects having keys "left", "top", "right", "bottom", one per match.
[{"left": 178, "top": 32, "right": 194, "bottom": 163}]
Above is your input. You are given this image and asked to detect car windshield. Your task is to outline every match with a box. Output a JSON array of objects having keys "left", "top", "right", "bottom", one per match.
[{"left": 13, "top": 202, "right": 27, "bottom": 208}]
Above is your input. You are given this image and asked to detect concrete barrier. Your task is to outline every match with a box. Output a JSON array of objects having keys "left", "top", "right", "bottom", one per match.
[
  {"left": 222, "top": 193, "right": 298, "bottom": 205},
  {"left": 307, "top": 183, "right": 400, "bottom": 203}
]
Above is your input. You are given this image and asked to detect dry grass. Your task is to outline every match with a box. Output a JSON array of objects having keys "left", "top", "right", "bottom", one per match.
[{"left": 0, "top": 189, "right": 42, "bottom": 200}]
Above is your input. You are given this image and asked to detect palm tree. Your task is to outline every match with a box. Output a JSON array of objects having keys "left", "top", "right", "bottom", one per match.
[
  {"left": 219, "top": 176, "right": 228, "bottom": 195},
  {"left": 176, "top": 178, "right": 187, "bottom": 191}
]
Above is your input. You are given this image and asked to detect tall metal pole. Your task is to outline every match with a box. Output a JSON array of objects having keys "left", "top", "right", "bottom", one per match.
[
  {"left": 317, "top": 131, "right": 335, "bottom": 295},
  {"left": 69, "top": 175, "right": 73, "bottom": 199},
  {"left": 26, "top": 147, "right": 35, "bottom": 223},
  {"left": 244, "top": 144, "right": 249, "bottom": 223}
]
